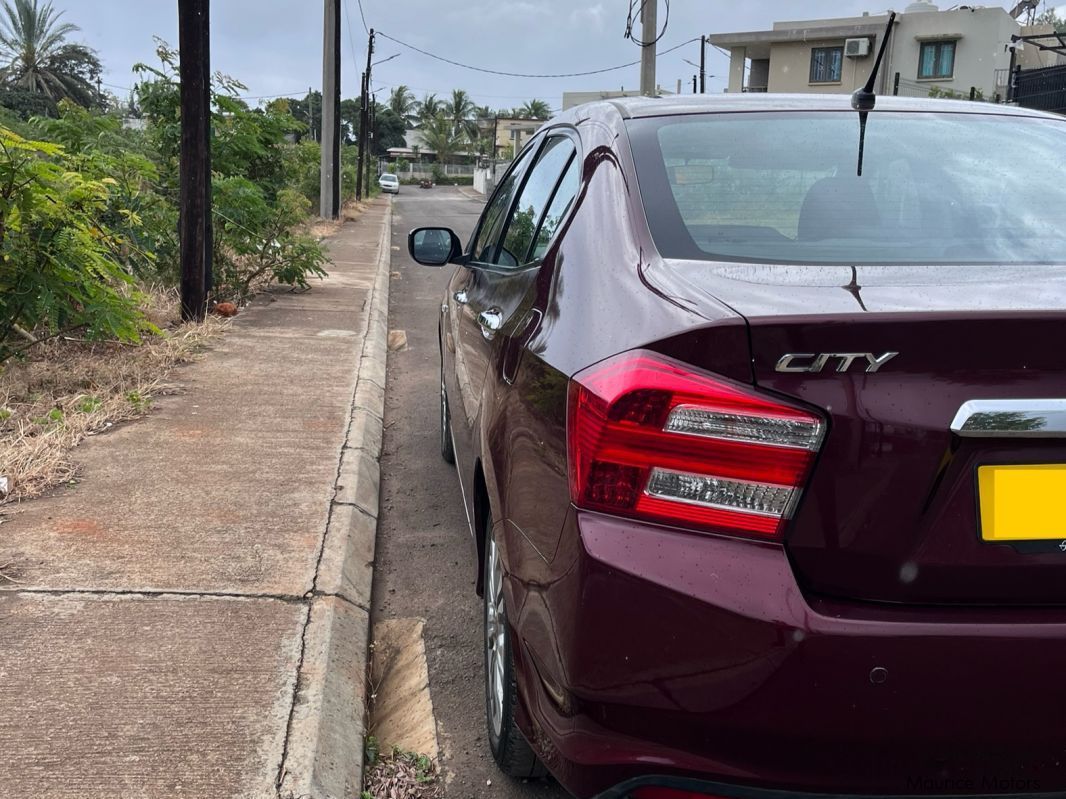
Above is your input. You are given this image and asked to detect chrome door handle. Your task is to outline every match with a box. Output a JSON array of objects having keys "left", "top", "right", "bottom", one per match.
[
  {"left": 477, "top": 309, "right": 503, "bottom": 339},
  {"left": 454, "top": 289, "right": 469, "bottom": 305}
]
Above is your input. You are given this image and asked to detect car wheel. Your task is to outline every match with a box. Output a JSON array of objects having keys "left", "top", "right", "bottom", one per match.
[
  {"left": 440, "top": 364, "right": 456, "bottom": 465},
  {"left": 484, "top": 523, "right": 546, "bottom": 779}
]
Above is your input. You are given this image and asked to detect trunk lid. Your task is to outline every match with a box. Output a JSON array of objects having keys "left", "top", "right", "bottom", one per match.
[{"left": 658, "top": 260, "right": 1066, "bottom": 605}]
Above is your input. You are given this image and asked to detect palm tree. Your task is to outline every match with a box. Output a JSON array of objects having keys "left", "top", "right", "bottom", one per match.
[
  {"left": 518, "top": 99, "right": 551, "bottom": 120},
  {"left": 388, "top": 84, "right": 415, "bottom": 121},
  {"left": 446, "top": 88, "right": 475, "bottom": 136},
  {"left": 416, "top": 92, "right": 442, "bottom": 124},
  {"left": 0, "top": 0, "right": 102, "bottom": 108},
  {"left": 419, "top": 113, "right": 463, "bottom": 165}
]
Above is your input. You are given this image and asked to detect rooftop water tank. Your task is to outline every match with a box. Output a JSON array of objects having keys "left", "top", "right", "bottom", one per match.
[{"left": 904, "top": 1, "right": 939, "bottom": 12}]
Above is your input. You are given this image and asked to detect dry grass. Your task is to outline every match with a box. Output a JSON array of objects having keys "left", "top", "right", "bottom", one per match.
[
  {"left": 0, "top": 288, "right": 227, "bottom": 506},
  {"left": 363, "top": 747, "right": 444, "bottom": 799},
  {"left": 302, "top": 196, "right": 381, "bottom": 241}
]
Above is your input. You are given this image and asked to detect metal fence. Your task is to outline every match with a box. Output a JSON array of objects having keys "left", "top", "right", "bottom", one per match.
[
  {"left": 378, "top": 160, "right": 475, "bottom": 178},
  {"left": 1010, "top": 64, "right": 1066, "bottom": 115}
]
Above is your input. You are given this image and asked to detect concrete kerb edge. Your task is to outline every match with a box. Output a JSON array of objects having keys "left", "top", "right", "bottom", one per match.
[{"left": 278, "top": 200, "right": 392, "bottom": 799}]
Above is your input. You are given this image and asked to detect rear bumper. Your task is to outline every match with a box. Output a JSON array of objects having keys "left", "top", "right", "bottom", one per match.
[
  {"left": 514, "top": 509, "right": 1066, "bottom": 798},
  {"left": 593, "top": 776, "right": 1060, "bottom": 799}
]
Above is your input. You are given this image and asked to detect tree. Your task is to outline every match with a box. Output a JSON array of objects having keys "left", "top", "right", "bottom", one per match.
[
  {"left": 446, "top": 88, "right": 475, "bottom": 135},
  {"left": 372, "top": 105, "right": 406, "bottom": 154},
  {"left": 388, "top": 84, "right": 415, "bottom": 121},
  {"left": 282, "top": 90, "right": 322, "bottom": 142},
  {"left": 419, "top": 113, "right": 463, "bottom": 165},
  {"left": 339, "top": 97, "right": 359, "bottom": 145},
  {"left": 417, "top": 92, "right": 442, "bottom": 124},
  {"left": 0, "top": 0, "right": 104, "bottom": 112},
  {"left": 1035, "top": 9, "right": 1066, "bottom": 33},
  {"left": 518, "top": 99, "right": 551, "bottom": 120}
]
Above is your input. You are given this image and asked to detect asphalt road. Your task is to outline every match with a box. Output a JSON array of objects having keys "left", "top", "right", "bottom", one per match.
[{"left": 373, "top": 187, "right": 567, "bottom": 799}]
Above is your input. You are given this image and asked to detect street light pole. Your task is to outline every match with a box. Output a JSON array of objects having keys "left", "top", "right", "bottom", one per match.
[{"left": 356, "top": 29, "right": 375, "bottom": 201}]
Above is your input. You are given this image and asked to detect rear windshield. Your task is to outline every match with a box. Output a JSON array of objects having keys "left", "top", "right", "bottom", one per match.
[{"left": 627, "top": 111, "right": 1066, "bottom": 265}]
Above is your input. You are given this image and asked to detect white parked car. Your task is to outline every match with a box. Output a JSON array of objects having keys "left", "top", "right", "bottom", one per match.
[{"left": 378, "top": 173, "right": 400, "bottom": 194}]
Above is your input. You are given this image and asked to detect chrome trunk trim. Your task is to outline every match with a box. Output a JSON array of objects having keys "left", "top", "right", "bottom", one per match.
[{"left": 951, "top": 399, "right": 1066, "bottom": 438}]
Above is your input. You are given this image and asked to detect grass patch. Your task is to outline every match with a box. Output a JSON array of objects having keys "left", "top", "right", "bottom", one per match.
[
  {"left": 362, "top": 741, "right": 443, "bottom": 799},
  {"left": 0, "top": 287, "right": 225, "bottom": 505}
]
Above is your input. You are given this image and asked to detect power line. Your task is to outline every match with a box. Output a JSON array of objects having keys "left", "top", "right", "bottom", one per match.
[
  {"left": 355, "top": 0, "right": 370, "bottom": 34},
  {"left": 376, "top": 30, "right": 699, "bottom": 79},
  {"left": 342, "top": 0, "right": 362, "bottom": 79},
  {"left": 625, "top": 0, "right": 670, "bottom": 47}
]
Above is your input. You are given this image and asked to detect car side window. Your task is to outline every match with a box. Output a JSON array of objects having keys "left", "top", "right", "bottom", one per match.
[
  {"left": 530, "top": 154, "right": 580, "bottom": 262},
  {"left": 470, "top": 143, "right": 538, "bottom": 264},
  {"left": 495, "top": 137, "right": 576, "bottom": 267}
]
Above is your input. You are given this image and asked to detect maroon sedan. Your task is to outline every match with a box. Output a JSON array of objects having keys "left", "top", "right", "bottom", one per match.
[{"left": 408, "top": 94, "right": 1066, "bottom": 799}]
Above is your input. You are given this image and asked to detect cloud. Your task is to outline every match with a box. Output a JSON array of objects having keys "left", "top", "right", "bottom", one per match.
[{"left": 570, "top": 3, "right": 607, "bottom": 33}]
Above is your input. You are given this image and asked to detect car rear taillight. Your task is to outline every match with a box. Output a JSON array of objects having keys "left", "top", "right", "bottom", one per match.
[{"left": 567, "top": 350, "right": 824, "bottom": 540}]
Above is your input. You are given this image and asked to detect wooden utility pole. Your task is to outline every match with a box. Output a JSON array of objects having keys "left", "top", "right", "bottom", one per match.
[
  {"left": 320, "top": 0, "right": 341, "bottom": 219},
  {"left": 365, "top": 96, "right": 375, "bottom": 192},
  {"left": 178, "top": 0, "right": 212, "bottom": 322},
  {"left": 639, "top": 0, "right": 657, "bottom": 96},
  {"left": 356, "top": 29, "right": 375, "bottom": 201},
  {"left": 355, "top": 72, "right": 366, "bottom": 200}
]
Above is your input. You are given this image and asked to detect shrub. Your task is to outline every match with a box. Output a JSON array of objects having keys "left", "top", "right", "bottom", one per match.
[
  {"left": 212, "top": 178, "right": 327, "bottom": 303},
  {"left": 0, "top": 127, "right": 155, "bottom": 362}
]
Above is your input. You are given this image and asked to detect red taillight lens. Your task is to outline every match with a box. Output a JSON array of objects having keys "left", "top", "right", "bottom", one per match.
[{"left": 567, "top": 350, "right": 824, "bottom": 540}]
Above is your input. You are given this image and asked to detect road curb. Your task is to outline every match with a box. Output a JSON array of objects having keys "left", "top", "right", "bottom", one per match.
[
  {"left": 456, "top": 186, "right": 484, "bottom": 201},
  {"left": 278, "top": 201, "right": 392, "bottom": 799}
]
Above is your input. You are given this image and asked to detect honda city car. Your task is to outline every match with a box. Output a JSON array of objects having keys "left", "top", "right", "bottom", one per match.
[{"left": 408, "top": 92, "right": 1066, "bottom": 799}]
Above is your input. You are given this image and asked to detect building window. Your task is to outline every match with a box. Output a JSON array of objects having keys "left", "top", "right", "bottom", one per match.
[
  {"left": 919, "top": 40, "right": 956, "bottom": 79},
  {"left": 810, "top": 46, "right": 844, "bottom": 83}
]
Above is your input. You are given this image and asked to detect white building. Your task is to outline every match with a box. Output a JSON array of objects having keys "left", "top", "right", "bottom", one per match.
[{"left": 708, "top": 1, "right": 1062, "bottom": 102}]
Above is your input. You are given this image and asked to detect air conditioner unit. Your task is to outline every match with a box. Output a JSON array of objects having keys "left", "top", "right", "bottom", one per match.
[{"left": 845, "top": 37, "right": 872, "bottom": 57}]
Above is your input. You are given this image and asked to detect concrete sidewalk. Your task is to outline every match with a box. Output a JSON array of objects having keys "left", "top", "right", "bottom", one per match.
[{"left": 0, "top": 199, "right": 392, "bottom": 799}]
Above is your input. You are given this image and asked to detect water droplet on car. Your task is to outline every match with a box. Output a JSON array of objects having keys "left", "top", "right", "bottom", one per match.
[{"left": 899, "top": 561, "right": 918, "bottom": 583}]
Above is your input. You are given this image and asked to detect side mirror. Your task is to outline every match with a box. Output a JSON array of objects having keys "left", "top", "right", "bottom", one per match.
[{"left": 409, "top": 227, "right": 464, "bottom": 267}]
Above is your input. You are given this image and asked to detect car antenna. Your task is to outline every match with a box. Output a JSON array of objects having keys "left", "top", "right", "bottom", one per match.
[{"left": 852, "top": 11, "right": 897, "bottom": 176}]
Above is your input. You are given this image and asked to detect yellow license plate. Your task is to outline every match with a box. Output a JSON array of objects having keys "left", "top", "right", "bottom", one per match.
[{"left": 978, "top": 464, "right": 1066, "bottom": 541}]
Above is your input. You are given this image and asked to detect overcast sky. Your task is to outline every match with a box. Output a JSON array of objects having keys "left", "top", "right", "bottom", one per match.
[{"left": 64, "top": 0, "right": 1064, "bottom": 111}]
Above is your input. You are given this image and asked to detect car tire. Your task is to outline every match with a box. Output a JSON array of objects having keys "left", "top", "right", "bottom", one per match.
[
  {"left": 440, "top": 363, "right": 456, "bottom": 465},
  {"left": 483, "top": 521, "right": 547, "bottom": 780}
]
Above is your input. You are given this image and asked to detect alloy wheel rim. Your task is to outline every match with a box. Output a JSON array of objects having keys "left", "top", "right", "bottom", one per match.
[{"left": 485, "top": 534, "right": 506, "bottom": 737}]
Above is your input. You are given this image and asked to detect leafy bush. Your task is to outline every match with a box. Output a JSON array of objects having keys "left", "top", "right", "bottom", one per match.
[
  {"left": 212, "top": 179, "right": 327, "bottom": 302},
  {"left": 0, "top": 41, "right": 332, "bottom": 361},
  {"left": 0, "top": 127, "right": 155, "bottom": 362}
]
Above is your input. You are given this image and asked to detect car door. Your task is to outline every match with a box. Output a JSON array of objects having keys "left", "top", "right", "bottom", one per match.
[
  {"left": 450, "top": 135, "right": 579, "bottom": 530},
  {"left": 444, "top": 142, "right": 539, "bottom": 506}
]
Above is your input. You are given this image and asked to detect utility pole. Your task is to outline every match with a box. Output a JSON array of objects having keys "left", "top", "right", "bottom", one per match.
[
  {"left": 178, "top": 0, "right": 211, "bottom": 322},
  {"left": 356, "top": 29, "right": 375, "bottom": 201},
  {"left": 692, "top": 75, "right": 698, "bottom": 93},
  {"left": 640, "top": 0, "right": 658, "bottom": 97},
  {"left": 355, "top": 72, "right": 366, "bottom": 200},
  {"left": 320, "top": 0, "right": 341, "bottom": 219},
  {"left": 700, "top": 35, "right": 707, "bottom": 93},
  {"left": 364, "top": 96, "right": 375, "bottom": 192}
]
